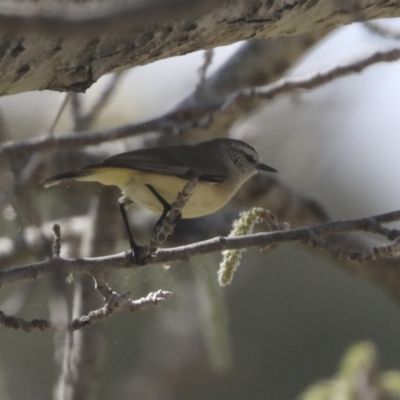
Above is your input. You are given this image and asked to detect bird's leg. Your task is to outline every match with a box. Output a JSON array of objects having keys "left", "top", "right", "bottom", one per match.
[
  {"left": 145, "top": 185, "right": 172, "bottom": 234},
  {"left": 118, "top": 197, "right": 148, "bottom": 265}
]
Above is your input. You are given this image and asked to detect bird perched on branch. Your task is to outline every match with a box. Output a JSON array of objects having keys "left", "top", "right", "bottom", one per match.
[{"left": 43, "top": 138, "right": 276, "bottom": 263}]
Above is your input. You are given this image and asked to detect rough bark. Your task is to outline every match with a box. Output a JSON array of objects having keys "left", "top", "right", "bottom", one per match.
[{"left": 0, "top": 0, "right": 398, "bottom": 95}]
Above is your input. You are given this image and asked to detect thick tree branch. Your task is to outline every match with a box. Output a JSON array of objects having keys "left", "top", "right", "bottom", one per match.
[{"left": 0, "top": 0, "right": 399, "bottom": 94}]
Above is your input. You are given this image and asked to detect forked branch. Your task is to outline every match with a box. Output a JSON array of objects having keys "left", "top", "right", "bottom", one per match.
[{"left": 2, "top": 209, "right": 400, "bottom": 288}]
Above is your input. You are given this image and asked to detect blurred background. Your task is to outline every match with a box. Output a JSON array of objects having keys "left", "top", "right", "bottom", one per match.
[{"left": 2, "top": 18, "right": 400, "bottom": 400}]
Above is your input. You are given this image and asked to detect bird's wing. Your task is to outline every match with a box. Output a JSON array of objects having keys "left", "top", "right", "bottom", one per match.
[{"left": 93, "top": 146, "right": 225, "bottom": 184}]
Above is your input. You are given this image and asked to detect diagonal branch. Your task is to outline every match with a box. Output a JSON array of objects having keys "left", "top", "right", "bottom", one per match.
[
  {"left": 2, "top": 47, "right": 400, "bottom": 159},
  {"left": 0, "top": 289, "right": 172, "bottom": 332}
]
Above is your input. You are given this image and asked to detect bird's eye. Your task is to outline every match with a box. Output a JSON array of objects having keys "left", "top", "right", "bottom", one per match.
[{"left": 245, "top": 154, "right": 255, "bottom": 164}]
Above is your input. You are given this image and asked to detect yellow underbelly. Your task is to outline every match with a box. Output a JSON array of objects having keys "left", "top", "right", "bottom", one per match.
[{"left": 76, "top": 167, "right": 235, "bottom": 218}]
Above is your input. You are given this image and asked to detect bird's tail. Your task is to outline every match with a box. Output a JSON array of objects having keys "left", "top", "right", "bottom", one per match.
[
  {"left": 42, "top": 165, "right": 134, "bottom": 188},
  {"left": 41, "top": 168, "right": 95, "bottom": 188}
]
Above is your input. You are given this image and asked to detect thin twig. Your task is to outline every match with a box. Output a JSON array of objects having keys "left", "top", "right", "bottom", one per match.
[
  {"left": 71, "top": 73, "right": 124, "bottom": 131},
  {"left": 0, "top": 310, "right": 52, "bottom": 331},
  {"left": 52, "top": 223, "right": 61, "bottom": 258},
  {"left": 0, "top": 288, "right": 172, "bottom": 332},
  {"left": 125, "top": 289, "right": 173, "bottom": 312},
  {"left": 78, "top": 72, "right": 124, "bottom": 131},
  {"left": 94, "top": 275, "right": 115, "bottom": 302},
  {"left": 95, "top": 275, "right": 173, "bottom": 312},
  {"left": 198, "top": 49, "right": 214, "bottom": 86},
  {"left": 247, "top": 48, "right": 400, "bottom": 101},
  {"left": 0, "top": 92, "right": 73, "bottom": 211},
  {"left": 71, "top": 287, "right": 172, "bottom": 330},
  {"left": 0, "top": 106, "right": 216, "bottom": 157},
  {"left": 49, "top": 93, "right": 71, "bottom": 136},
  {"left": 0, "top": 216, "right": 89, "bottom": 263},
  {"left": 70, "top": 291, "right": 131, "bottom": 330},
  {"left": 304, "top": 231, "right": 400, "bottom": 262},
  {"left": 70, "top": 93, "right": 84, "bottom": 130},
  {"left": 0, "top": 273, "right": 172, "bottom": 333},
  {"left": 364, "top": 21, "right": 400, "bottom": 41}
]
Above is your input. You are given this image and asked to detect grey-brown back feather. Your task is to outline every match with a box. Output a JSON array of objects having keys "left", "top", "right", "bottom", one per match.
[
  {"left": 95, "top": 144, "right": 228, "bottom": 183},
  {"left": 43, "top": 138, "right": 261, "bottom": 187}
]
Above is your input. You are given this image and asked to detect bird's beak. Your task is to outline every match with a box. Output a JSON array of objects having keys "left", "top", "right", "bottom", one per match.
[{"left": 257, "top": 163, "right": 277, "bottom": 173}]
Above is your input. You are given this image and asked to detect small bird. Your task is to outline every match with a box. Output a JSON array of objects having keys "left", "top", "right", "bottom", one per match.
[{"left": 44, "top": 138, "right": 276, "bottom": 262}]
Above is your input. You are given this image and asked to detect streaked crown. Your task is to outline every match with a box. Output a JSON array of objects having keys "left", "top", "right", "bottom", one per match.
[{"left": 221, "top": 139, "right": 276, "bottom": 180}]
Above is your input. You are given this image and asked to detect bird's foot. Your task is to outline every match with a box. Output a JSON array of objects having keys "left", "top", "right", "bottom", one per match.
[{"left": 130, "top": 246, "right": 153, "bottom": 266}]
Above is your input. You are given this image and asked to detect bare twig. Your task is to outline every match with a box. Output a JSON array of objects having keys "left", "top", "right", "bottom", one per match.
[
  {"left": 2, "top": 209, "right": 400, "bottom": 288},
  {"left": 49, "top": 94, "right": 71, "bottom": 136},
  {"left": 70, "top": 93, "right": 84, "bottom": 130},
  {"left": 71, "top": 289, "right": 172, "bottom": 330},
  {"left": 7, "top": 153, "right": 53, "bottom": 261},
  {"left": 54, "top": 191, "right": 117, "bottom": 400},
  {"left": 247, "top": 48, "right": 400, "bottom": 100},
  {"left": 18, "top": 92, "right": 72, "bottom": 183},
  {"left": 364, "top": 21, "right": 400, "bottom": 40},
  {"left": 2, "top": 47, "right": 400, "bottom": 161},
  {"left": 52, "top": 223, "right": 61, "bottom": 258},
  {"left": 304, "top": 230, "right": 400, "bottom": 262},
  {"left": 0, "top": 288, "right": 172, "bottom": 332},
  {"left": 70, "top": 291, "right": 131, "bottom": 330},
  {"left": 165, "top": 35, "right": 322, "bottom": 146},
  {"left": 3, "top": 209, "right": 400, "bottom": 331},
  {"left": 0, "top": 109, "right": 208, "bottom": 157},
  {"left": 71, "top": 73, "right": 124, "bottom": 131},
  {"left": 0, "top": 271, "right": 171, "bottom": 333},
  {"left": 125, "top": 289, "right": 173, "bottom": 312},
  {"left": 79, "top": 73, "right": 124, "bottom": 131},
  {"left": 0, "top": 104, "right": 65, "bottom": 208},
  {"left": 94, "top": 275, "right": 115, "bottom": 302},
  {"left": 76, "top": 281, "right": 172, "bottom": 331},
  {"left": 197, "top": 49, "right": 214, "bottom": 87},
  {"left": 95, "top": 275, "right": 172, "bottom": 312},
  {"left": 0, "top": 216, "right": 89, "bottom": 265},
  {"left": 0, "top": 310, "right": 52, "bottom": 331}
]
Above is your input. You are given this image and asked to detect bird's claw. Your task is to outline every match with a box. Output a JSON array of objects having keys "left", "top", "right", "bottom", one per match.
[{"left": 129, "top": 247, "right": 153, "bottom": 266}]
